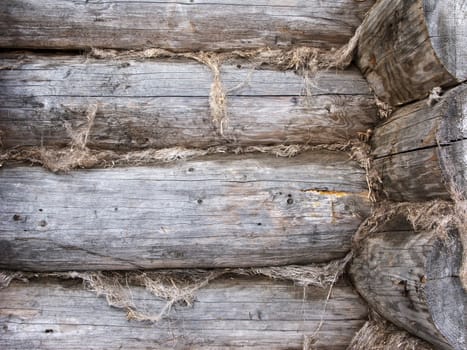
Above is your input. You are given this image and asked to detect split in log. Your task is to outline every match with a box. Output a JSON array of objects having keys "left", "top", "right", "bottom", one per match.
[
  {"left": 0, "top": 151, "right": 370, "bottom": 271},
  {"left": 350, "top": 203, "right": 466, "bottom": 350},
  {"left": 357, "top": 0, "right": 467, "bottom": 106},
  {"left": 0, "top": 54, "right": 377, "bottom": 150},
  {"left": 0, "top": 276, "right": 368, "bottom": 350},
  {"left": 372, "top": 84, "right": 466, "bottom": 201},
  {"left": 0, "top": 0, "right": 375, "bottom": 51}
]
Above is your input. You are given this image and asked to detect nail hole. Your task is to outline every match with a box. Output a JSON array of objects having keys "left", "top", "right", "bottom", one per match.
[
  {"left": 114, "top": 207, "right": 118, "bottom": 211},
  {"left": 45, "top": 329, "right": 53, "bottom": 334},
  {"left": 188, "top": 167, "right": 194, "bottom": 172},
  {"left": 287, "top": 198, "right": 293, "bottom": 205},
  {"left": 257, "top": 223, "right": 262, "bottom": 226},
  {"left": 38, "top": 209, "right": 43, "bottom": 212},
  {"left": 13, "top": 214, "right": 21, "bottom": 221},
  {"left": 197, "top": 199, "right": 203, "bottom": 204},
  {"left": 39, "top": 220, "right": 47, "bottom": 227}
]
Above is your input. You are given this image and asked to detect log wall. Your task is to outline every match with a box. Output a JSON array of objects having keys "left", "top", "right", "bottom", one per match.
[{"left": 9, "top": 0, "right": 467, "bottom": 349}]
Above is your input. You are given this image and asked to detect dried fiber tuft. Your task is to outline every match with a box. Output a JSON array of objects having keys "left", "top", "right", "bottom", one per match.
[
  {"left": 0, "top": 271, "right": 26, "bottom": 289},
  {"left": 346, "top": 140, "right": 381, "bottom": 202},
  {"left": 347, "top": 311, "right": 434, "bottom": 350},
  {"left": 241, "top": 253, "right": 352, "bottom": 289},
  {"left": 374, "top": 96, "right": 393, "bottom": 119},
  {"left": 184, "top": 52, "right": 228, "bottom": 135},
  {"left": 427, "top": 86, "right": 442, "bottom": 106},
  {"left": 352, "top": 200, "right": 458, "bottom": 247}
]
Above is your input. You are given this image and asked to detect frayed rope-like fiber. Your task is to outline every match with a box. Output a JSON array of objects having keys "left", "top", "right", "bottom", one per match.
[{"left": 0, "top": 140, "right": 369, "bottom": 171}]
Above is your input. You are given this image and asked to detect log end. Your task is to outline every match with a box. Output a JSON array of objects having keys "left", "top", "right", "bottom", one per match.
[
  {"left": 423, "top": 0, "right": 467, "bottom": 82},
  {"left": 350, "top": 210, "right": 466, "bottom": 350},
  {"left": 356, "top": 0, "right": 464, "bottom": 105},
  {"left": 426, "top": 228, "right": 466, "bottom": 350},
  {"left": 438, "top": 84, "right": 467, "bottom": 199}
]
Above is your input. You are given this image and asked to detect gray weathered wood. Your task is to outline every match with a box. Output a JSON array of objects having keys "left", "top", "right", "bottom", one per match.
[
  {"left": 350, "top": 214, "right": 466, "bottom": 350},
  {"left": 0, "top": 0, "right": 375, "bottom": 51},
  {"left": 0, "top": 277, "right": 368, "bottom": 350},
  {"left": 372, "top": 84, "right": 466, "bottom": 201},
  {"left": 357, "top": 0, "right": 467, "bottom": 106},
  {"left": 0, "top": 151, "right": 370, "bottom": 271},
  {"left": 0, "top": 54, "right": 377, "bottom": 150},
  {"left": 424, "top": 0, "right": 467, "bottom": 82}
]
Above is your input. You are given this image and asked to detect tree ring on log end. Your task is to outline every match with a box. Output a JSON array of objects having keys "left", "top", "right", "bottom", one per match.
[
  {"left": 426, "top": 228, "right": 466, "bottom": 350},
  {"left": 423, "top": 0, "right": 467, "bottom": 82}
]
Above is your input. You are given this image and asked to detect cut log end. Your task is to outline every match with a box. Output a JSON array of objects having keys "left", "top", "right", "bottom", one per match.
[
  {"left": 357, "top": 0, "right": 466, "bottom": 105},
  {"left": 372, "top": 84, "right": 466, "bottom": 201},
  {"left": 423, "top": 0, "right": 467, "bottom": 81},
  {"left": 426, "top": 228, "right": 466, "bottom": 350},
  {"left": 350, "top": 207, "right": 466, "bottom": 350},
  {"left": 436, "top": 84, "right": 466, "bottom": 199}
]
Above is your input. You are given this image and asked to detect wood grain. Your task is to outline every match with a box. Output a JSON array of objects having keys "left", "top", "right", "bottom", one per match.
[
  {"left": 357, "top": 0, "right": 466, "bottom": 106},
  {"left": 0, "top": 0, "right": 375, "bottom": 51},
  {"left": 372, "top": 84, "right": 466, "bottom": 201},
  {"left": 424, "top": 0, "right": 467, "bottom": 82},
  {"left": 0, "top": 53, "right": 377, "bottom": 150},
  {"left": 0, "top": 151, "right": 370, "bottom": 271},
  {"left": 0, "top": 277, "right": 368, "bottom": 350},
  {"left": 350, "top": 213, "right": 466, "bottom": 350}
]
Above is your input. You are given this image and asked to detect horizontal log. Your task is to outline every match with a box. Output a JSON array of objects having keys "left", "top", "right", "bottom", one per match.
[
  {"left": 350, "top": 208, "right": 466, "bottom": 350},
  {"left": 372, "top": 84, "right": 466, "bottom": 201},
  {"left": 0, "top": 151, "right": 370, "bottom": 271},
  {"left": 0, "top": 276, "right": 368, "bottom": 350},
  {"left": 0, "top": 54, "right": 376, "bottom": 150},
  {"left": 0, "top": 0, "right": 375, "bottom": 51},
  {"left": 357, "top": 0, "right": 466, "bottom": 106}
]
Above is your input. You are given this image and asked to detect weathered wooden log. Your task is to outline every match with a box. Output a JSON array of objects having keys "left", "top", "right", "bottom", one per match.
[
  {"left": 0, "top": 0, "right": 375, "bottom": 51},
  {"left": 357, "top": 0, "right": 467, "bottom": 106},
  {"left": 372, "top": 84, "right": 466, "bottom": 201},
  {"left": 0, "top": 151, "right": 370, "bottom": 271},
  {"left": 0, "top": 54, "right": 377, "bottom": 150},
  {"left": 0, "top": 277, "right": 368, "bottom": 350},
  {"left": 350, "top": 209, "right": 466, "bottom": 350}
]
